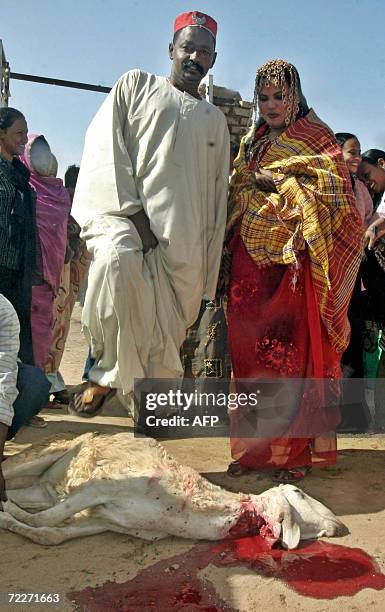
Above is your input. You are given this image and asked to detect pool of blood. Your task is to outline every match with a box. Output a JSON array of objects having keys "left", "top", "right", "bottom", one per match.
[
  {"left": 69, "top": 537, "right": 385, "bottom": 611},
  {"left": 218, "top": 538, "right": 385, "bottom": 599}
]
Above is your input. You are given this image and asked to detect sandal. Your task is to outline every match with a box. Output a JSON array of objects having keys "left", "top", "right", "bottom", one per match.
[
  {"left": 227, "top": 461, "right": 253, "bottom": 478},
  {"left": 68, "top": 383, "right": 116, "bottom": 418},
  {"left": 27, "top": 415, "right": 48, "bottom": 428},
  {"left": 272, "top": 465, "right": 312, "bottom": 483}
]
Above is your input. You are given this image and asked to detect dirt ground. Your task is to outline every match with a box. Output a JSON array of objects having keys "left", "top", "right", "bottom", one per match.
[{"left": 1, "top": 304, "right": 385, "bottom": 611}]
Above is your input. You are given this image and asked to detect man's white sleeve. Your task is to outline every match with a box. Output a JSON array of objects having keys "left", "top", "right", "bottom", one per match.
[{"left": 72, "top": 70, "right": 143, "bottom": 229}]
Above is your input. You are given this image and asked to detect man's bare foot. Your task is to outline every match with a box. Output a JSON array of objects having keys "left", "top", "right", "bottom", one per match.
[{"left": 68, "top": 382, "right": 115, "bottom": 418}]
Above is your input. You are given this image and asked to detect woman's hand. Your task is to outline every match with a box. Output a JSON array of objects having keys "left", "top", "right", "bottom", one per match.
[
  {"left": 253, "top": 168, "right": 277, "bottom": 193},
  {"left": 365, "top": 217, "right": 385, "bottom": 250}
]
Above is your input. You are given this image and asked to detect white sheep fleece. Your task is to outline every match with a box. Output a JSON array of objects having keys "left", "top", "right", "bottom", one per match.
[{"left": 0, "top": 433, "right": 346, "bottom": 548}]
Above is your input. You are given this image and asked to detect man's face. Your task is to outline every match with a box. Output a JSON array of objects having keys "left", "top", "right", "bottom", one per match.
[{"left": 169, "top": 26, "right": 216, "bottom": 86}]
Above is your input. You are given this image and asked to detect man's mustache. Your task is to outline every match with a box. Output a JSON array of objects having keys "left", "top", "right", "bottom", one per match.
[{"left": 182, "top": 60, "right": 204, "bottom": 75}]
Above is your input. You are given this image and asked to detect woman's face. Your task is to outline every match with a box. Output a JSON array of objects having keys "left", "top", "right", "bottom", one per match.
[
  {"left": 0, "top": 117, "right": 28, "bottom": 160},
  {"left": 341, "top": 137, "right": 361, "bottom": 175},
  {"left": 258, "top": 83, "right": 288, "bottom": 130},
  {"left": 358, "top": 159, "right": 385, "bottom": 194}
]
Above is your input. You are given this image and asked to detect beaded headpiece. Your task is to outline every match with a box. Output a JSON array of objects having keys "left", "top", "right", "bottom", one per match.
[{"left": 253, "top": 59, "right": 301, "bottom": 127}]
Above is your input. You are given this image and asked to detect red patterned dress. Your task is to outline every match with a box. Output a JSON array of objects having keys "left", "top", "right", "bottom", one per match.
[{"left": 227, "top": 113, "right": 363, "bottom": 471}]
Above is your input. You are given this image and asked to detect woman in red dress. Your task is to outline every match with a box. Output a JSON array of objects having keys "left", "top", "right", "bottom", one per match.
[{"left": 226, "top": 60, "right": 363, "bottom": 482}]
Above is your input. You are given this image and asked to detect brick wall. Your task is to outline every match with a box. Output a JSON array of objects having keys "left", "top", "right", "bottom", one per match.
[
  {"left": 218, "top": 100, "right": 253, "bottom": 150},
  {"left": 199, "top": 82, "right": 253, "bottom": 150}
]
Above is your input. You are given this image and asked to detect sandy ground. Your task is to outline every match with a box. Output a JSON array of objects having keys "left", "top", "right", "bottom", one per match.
[{"left": 1, "top": 304, "right": 385, "bottom": 611}]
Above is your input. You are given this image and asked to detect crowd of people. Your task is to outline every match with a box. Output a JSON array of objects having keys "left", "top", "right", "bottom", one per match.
[
  {"left": 1, "top": 10, "right": 385, "bottom": 501},
  {"left": 0, "top": 109, "right": 88, "bottom": 499}
]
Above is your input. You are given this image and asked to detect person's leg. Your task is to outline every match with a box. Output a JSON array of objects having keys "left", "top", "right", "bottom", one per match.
[
  {"left": 46, "top": 370, "right": 66, "bottom": 393},
  {"left": 0, "top": 271, "right": 34, "bottom": 365},
  {"left": 30, "top": 284, "right": 54, "bottom": 369},
  {"left": 7, "top": 364, "right": 50, "bottom": 439},
  {"left": 82, "top": 349, "right": 95, "bottom": 381},
  {"left": 70, "top": 215, "right": 188, "bottom": 418},
  {"left": 82, "top": 219, "right": 157, "bottom": 391},
  {"left": 46, "top": 370, "right": 72, "bottom": 405},
  {"left": 69, "top": 217, "right": 156, "bottom": 417}
]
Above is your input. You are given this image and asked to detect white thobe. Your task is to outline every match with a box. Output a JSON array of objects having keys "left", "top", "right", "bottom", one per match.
[{"left": 72, "top": 70, "right": 229, "bottom": 394}]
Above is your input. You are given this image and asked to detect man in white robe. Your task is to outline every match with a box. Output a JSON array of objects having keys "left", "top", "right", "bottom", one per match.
[{"left": 70, "top": 11, "right": 230, "bottom": 415}]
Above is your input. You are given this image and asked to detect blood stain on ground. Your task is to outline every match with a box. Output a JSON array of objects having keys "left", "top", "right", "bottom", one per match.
[
  {"left": 218, "top": 538, "right": 385, "bottom": 599},
  {"left": 68, "top": 537, "right": 385, "bottom": 611}
]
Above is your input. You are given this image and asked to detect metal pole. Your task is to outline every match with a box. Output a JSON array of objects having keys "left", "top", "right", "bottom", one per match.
[
  {"left": 0, "top": 40, "right": 10, "bottom": 107},
  {"left": 208, "top": 74, "right": 214, "bottom": 103},
  {"left": 9, "top": 72, "right": 111, "bottom": 94}
]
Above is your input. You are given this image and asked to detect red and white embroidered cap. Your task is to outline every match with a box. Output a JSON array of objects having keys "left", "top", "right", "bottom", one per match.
[{"left": 174, "top": 11, "right": 217, "bottom": 39}]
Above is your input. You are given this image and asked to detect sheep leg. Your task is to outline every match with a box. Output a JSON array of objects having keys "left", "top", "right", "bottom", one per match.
[
  {"left": 7, "top": 484, "right": 55, "bottom": 511},
  {"left": 3, "top": 484, "right": 110, "bottom": 527},
  {"left": 3, "top": 451, "right": 70, "bottom": 485},
  {"left": 0, "top": 512, "right": 108, "bottom": 545}
]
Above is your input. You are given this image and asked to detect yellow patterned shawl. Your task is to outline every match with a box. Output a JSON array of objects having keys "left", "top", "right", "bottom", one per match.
[{"left": 227, "top": 110, "right": 364, "bottom": 353}]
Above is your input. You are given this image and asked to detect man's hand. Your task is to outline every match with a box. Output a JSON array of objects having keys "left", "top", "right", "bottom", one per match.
[
  {"left": 254, "top": 168, "right": 277, "bottom": 193},
  {"left": 130, "top": 210, "right": 158, "bottom": 253},
  {"left": 365, "top": 217, "right": 385, "bottom": 250}
]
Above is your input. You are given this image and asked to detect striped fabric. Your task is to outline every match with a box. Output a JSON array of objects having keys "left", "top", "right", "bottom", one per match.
[
  {"left": 0, "top": 158, "right": 21, "bottom": 270},
  {"left": 0, "top": 294, "right": 19, "bottom": 426},
  {"left": 227, "top": 110, "right": 364, "bottom": 353}
]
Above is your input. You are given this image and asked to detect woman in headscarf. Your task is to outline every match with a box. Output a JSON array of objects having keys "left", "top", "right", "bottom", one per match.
[
  {"left": 0, "top": 107, "right": 37, "bottom": 365},
  {"left": 21, "top": 135, "right": 71, "bottom": 370},
  {"left": 45, "top": 165, "right": 91, "bottom": 404},
  {"left": 225, "top": 60, "right": 363, "bottom": 482}
]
